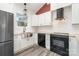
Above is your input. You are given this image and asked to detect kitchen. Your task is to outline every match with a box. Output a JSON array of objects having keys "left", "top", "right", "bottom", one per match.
[{"left": 0, "top": 3, "right": 79, "bottom": 56}]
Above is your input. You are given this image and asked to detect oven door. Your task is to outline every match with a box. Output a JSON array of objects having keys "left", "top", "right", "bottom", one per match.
[{"left": 50, "top": 35, "right": 69, "bottom": 56}]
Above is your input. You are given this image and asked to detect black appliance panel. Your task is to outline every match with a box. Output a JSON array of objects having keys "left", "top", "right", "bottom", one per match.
[
  {"left": 50, "top": 34, "right": 69, "bottom": 56},
  {"left": 38, "top": 33, "right": 46, "bottom": 48}
]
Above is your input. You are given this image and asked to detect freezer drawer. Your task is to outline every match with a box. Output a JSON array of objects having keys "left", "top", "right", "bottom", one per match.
[{"left": 0, "top": 41, "right": 14, "bottom": 56}]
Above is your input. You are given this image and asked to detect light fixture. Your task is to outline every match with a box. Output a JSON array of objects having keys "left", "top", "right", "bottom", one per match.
[
  {"left": 16, "top": 3, "right": 28, "bottom": 27},
  {"left": 22, "top": 3, "right": 33, "bottom": 40},
  {"left": 23, "top": 3, "right": 28, "bottom": 38},
  {"left": 24, "top": 3, "right": 27, "bottom": 16},
  {"left": 23, "top": 3, "right": 28, "bottom": 26},
  {"left": 23, "top": 3, "right": 28, "bottom": 23}
]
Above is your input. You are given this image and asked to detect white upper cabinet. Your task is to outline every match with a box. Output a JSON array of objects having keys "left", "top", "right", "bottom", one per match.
[
  {"left": 31, "top": 15, "right": 39, "bottom": 26},
  {"left": 72, "top": 4, "right": 79, "bottom": 24},
  {"left": 38, "top": 11, "right": 51, "bottom": 26},
  {"left": 51, "top": 3, "right": 72, "bottom": 11},
  {"left": 44, "top": 11, "right": 51, "bottom": 25},
  {"left": 51, "top": 3, "right": 79, "bottom": 25},
  {"left": 39, "top": 14, "right": 45, "bottom": 26},
  {"left": 30, "top": 11, "right": 51, "bottom": 26}
]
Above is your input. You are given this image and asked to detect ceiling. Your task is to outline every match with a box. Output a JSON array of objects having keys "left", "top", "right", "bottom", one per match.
[{"left": 15, "top": 3, "right": 45, "bottom": 14}]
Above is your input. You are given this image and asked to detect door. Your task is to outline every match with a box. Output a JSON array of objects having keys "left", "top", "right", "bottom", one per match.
[
  {"left": 0, "top": 43, "right": 4, "bottom": 56},
  {"left": 5, "top": 12, "right": 14, "bottom": 41},
  {"left": 38, "top": 33, "right": 46, "bottom": 48},
  {"left": 72, "top": 4, "right": 79, "bottom": 24},
  {"left": 44, "top": 12, "right": 51, "bottom": 25},
  {"left": 0, "top": 10, "right": 14, "bottom": 42},
  {"left": 0, "top": 10, "right": 7, "bottom": 42},
  {"left": 31, "top": 15, "right": 38, "bottom": 26},
  {"left": 0, "top": 41, "right": 14, "bottom": 56},
  {"left": 50, "top": 34, "right": 69, "bottom": 56}
]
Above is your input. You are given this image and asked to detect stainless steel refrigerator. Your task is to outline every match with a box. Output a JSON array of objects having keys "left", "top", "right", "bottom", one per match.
[{"left": 0, "top": 10, "right": 14, "bottom": 56}]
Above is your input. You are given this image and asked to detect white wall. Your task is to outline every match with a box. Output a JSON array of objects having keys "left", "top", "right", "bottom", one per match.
[{"left": 0, "top": 3, "right": 37, "bottom": 53}]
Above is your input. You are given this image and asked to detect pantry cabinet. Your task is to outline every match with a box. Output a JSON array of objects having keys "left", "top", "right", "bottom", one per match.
[{"left": 30, "top": 11, "right": 51, "bottom": 26}]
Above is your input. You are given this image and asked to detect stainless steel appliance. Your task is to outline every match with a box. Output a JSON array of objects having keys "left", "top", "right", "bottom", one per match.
[{"left": 0, "top": 10, "right": 14, "bottom": 56}]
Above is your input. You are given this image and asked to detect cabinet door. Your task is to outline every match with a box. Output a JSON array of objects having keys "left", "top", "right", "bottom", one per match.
[
  {"left": 31, "top": 12, "right": 51, "bottom": 26},
  {"left": 31, "top": 15, "right": 36, "bottom": 26},
  {"left": 31, "top": 15, "right": 39, "bottom": 26},
  {"left": 35, "top": 15, "right": 39, "bottom": 26},
  {"left": 38, "top": 12, "right": 51, "bottom": 26},
  {"left": 38, "top": 33, "right": 46, "bottom": 48},
  {"left": 0, "top": 41, "right": 14, "bottom": 56},
  {"left": 72, "top": 4, "right": 79, "bottom": 24},
  {"left": 5, "top": 12, "right": 14, "bottom": 41},
  {"left": 69, "top": 36, "right": 79, "bottom": 56},
  {"left": 44, "top": 12, "right": 51, "bottom": 25},
  {"left": 39, "top": 14, "right": 44, "bottom": 26},
  {"left": 37, "top": 15, "right": 40, "bottom": 26}
]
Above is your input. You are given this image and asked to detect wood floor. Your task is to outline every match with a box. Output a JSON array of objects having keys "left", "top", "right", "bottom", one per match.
[{"left": 16, "top": 45, "right": 61, "bottom": 56}]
